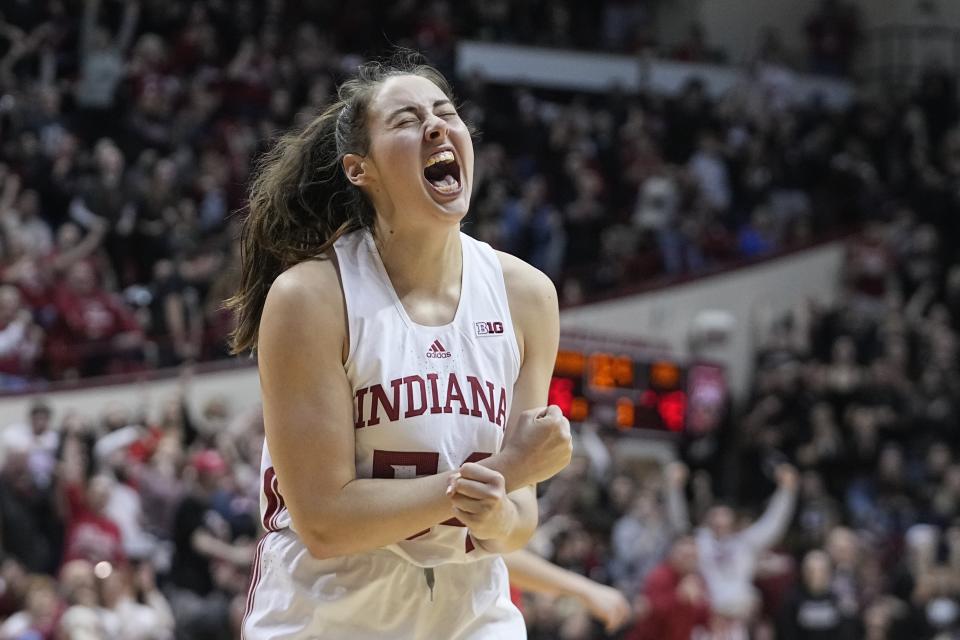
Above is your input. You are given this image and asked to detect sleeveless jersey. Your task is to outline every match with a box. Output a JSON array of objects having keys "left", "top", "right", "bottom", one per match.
[{"left": 254, "top": 228, "right": 521, "bottom": 567}]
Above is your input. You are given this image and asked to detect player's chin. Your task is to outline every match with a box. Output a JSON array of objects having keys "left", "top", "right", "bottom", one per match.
[
  {"left": 421, "top": 181, "right": 470, "bottom": 218},
  {"left": 432, "top": 199, "right": 469, "bottom": 220}
]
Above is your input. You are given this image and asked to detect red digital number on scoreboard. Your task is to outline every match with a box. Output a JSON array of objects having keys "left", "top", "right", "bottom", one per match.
[{"left": 549, "top": 377, "right": 589, "bottom": 422}]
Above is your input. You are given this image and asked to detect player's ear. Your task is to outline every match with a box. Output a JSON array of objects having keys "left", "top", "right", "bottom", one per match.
[{"left": 342, "top": 154, "right": 373, "bottom": 187}]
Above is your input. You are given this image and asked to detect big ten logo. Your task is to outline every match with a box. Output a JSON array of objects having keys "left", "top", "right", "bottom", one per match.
[{"left": 475, "top": 321, "right": 504, "bottom": 337}]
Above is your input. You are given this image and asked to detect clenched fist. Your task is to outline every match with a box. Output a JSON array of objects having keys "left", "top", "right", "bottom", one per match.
[
  {"left": 500, "top": 405, "right": 572, "bottom": 487},
  {"left": 447, "top": 463, "right": 517, "bottom": 542}
]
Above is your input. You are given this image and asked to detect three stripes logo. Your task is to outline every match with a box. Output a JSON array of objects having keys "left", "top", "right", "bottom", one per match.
[{"left": 426, "top": 339, "right": 452, "bottom": 358}]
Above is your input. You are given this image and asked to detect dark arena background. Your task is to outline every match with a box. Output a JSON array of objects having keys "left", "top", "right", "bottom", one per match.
[{"left": 0, "top": 0, "right": 958, "bottom": 638}]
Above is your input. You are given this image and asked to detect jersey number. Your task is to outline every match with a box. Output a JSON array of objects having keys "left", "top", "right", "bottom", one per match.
[{"left": 372, "top": 450, "right": 492, "bottom": 551}]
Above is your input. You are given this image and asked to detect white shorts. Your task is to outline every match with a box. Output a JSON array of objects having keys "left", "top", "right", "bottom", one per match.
[{"left": 242, "top": 529, "right": 526, "bottom": 639}]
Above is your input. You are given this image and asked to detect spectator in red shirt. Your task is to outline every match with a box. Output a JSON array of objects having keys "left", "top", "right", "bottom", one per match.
[
  {"left": 58, "top": 428, "right": 126, "bottom": 569},
  {"left": 62, "top": 474, "right": 126, "bottom": 569},
  {"left": 49, "top": 261, "right": 143, "bottom": 377},
  {"left": 628, "top": 536, "right": 711, "bottom": 640}
]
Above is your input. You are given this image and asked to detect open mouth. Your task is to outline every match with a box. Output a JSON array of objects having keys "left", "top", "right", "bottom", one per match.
[{"left": 423, "top": 149, "right": 462, "bottom": 197}]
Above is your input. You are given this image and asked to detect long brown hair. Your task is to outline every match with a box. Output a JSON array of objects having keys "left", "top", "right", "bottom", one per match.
[{"left": 226, "top": 52, "right": 454, "bottom": 353}]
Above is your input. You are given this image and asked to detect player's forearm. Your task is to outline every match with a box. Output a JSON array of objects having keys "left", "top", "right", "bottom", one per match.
[
  {"left": 298, "top": 472, "right": 458, "bottom": 559},
  {"left": 504, "top": 549, "right": 592, "bottom": 598},
  {"left": 476, "top": 449, "right": 531, "bottom": 493},
  {"left": 473, "top": 487, "right": 538, "bottom": 554}
]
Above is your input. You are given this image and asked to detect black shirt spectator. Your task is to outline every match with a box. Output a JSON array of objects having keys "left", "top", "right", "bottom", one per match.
[
  {"left": 778, "top": 550, "right": 858, "bottom": 640},
  {"left": 169, "top": 492, "right": 218, "bottom": 596},
  {"left": 0, "top": 451, "right": 60, "bottom": 574},
  {"left": 169, "top": 450, "right": 251, "bottom": 597}
]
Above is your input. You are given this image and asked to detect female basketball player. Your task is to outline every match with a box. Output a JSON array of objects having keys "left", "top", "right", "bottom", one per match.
[{"left": 228, "top": 53, "right": 572, "bottom": 639}]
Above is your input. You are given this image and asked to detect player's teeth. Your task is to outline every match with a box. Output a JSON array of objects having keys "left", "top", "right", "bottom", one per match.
[{"left": 425, "top": 151, "right": 454, "bottom": 168}]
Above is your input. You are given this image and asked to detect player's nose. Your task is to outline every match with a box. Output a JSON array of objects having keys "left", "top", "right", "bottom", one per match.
[{"left": 424, "top": 113, "right": 449, "bottom": 142}]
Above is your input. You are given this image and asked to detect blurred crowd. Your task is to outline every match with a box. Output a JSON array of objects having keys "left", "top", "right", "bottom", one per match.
[
  {"left": 0, "top": 368, "right": 262, "bottom": 639},
  {"left": 0, "top": 0, "right": 870, "bottom": 385},
  {"left": 517, "top": 203, "right": 960, "bottom": 639},
  {"left": 2, "top": 1, "right": 960, "bottom": 639},
  {"left": 446, "top": 0, "right": 860, "bottom": 76}
]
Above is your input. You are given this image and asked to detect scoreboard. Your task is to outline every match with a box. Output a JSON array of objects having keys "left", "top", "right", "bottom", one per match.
[{"left": 549, "top": 334, "right": 727, "bottom": 435}]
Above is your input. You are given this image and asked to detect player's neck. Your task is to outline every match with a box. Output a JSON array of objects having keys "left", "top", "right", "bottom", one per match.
[{"left": 371, "top": 223, "right": 462, "bottom": 299}]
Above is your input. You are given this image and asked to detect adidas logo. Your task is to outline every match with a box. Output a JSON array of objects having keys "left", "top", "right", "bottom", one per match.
[{"left": 426, "top": 339, "right": 452, "bottom": 358}]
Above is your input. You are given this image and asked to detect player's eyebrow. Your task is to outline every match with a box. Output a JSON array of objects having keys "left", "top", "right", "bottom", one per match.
[{"left": 386, "top": 99, "right": 454, "bottom": 123}]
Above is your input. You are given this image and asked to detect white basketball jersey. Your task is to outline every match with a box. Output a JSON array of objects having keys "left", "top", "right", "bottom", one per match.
[{"left": 253, "top": 228, "right": 521, "bottom": 566}]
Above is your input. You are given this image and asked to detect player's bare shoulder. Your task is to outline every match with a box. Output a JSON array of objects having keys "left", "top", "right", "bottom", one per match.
[
  {"left": 494, "top": 251, "right": 558, "bottom": 316},
  {"left": 259, "top": 256, "right": 346, "bottom": 357},
  {"left": 494, "top": 251, "right": 559, "bottom": 362}
]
